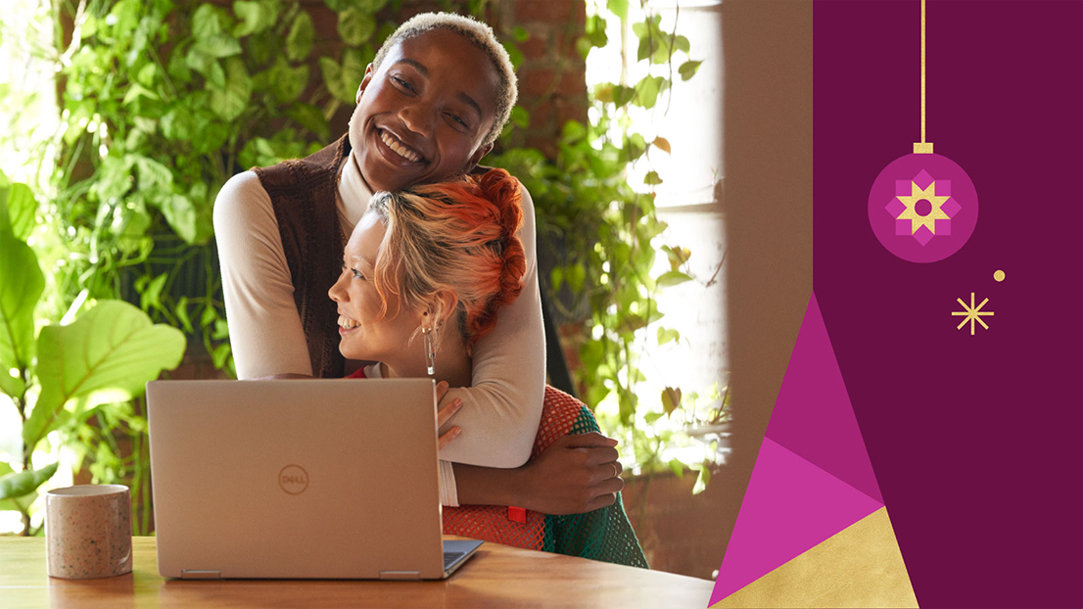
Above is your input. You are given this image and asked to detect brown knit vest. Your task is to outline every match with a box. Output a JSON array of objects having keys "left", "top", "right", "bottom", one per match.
[{"left": 253, "top": 136, "right": 349, "bottom": 378}]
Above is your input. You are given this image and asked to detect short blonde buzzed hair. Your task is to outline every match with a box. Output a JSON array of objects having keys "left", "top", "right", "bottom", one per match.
[{"left": 371, "top": 12, "right": 518, "bottom": 148}]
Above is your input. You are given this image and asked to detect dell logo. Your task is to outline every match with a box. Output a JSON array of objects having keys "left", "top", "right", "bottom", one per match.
[{"left": 278, "top": 465, "right": 309, "bottom": 495}]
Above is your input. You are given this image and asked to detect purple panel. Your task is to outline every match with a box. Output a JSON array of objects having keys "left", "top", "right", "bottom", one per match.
[{"left": 814, "top": 1, "right": 1083, "bottom": 607}]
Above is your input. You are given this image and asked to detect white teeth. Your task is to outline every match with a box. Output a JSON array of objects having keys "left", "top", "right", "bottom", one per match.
[
  {"left": 379, "top": 130, "right": 422, "bottom": 162},
  {"left": 338, "top": 315, "right": 360, "bottom": 329}
]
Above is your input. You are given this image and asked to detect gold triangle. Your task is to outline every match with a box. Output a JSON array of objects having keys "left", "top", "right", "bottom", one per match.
[{"left": 712, "top": 507, "right": 918, "bottom": 608}]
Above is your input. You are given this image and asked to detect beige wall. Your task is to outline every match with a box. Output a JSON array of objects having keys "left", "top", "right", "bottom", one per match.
[{"left": 716, "top": 0, "right": 813, "bottom": 564}]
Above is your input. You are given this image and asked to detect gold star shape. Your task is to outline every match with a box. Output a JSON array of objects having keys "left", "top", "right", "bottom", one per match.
[
  {"left": 951, "top": 292, "right": 994, "bottom": 335},
  {"left": 896, "top": 181, "right": 952, "bottom": 235}
]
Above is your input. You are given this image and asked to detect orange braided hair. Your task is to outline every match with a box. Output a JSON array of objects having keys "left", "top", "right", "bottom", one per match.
[{"left": 368, "top": 168, "right": 526, "bottom": 350}]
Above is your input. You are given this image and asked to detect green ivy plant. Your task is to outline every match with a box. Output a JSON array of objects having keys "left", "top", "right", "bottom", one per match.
[
  {"left": 49, "top": 0, "right": 341, "bottom": 372},
  {"left": 491, "top": 1, "right": 716, "bottom": 487},
  {"left": 30, "top": 0, "right": 716, "bottom": 504},
  {"left": 0, "top": 174, "right": 186, "bottom": 536}
]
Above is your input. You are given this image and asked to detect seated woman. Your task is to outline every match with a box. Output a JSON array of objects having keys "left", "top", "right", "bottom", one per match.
[{"left": 328, "top": 168, "right": 647, "bottom": 568}]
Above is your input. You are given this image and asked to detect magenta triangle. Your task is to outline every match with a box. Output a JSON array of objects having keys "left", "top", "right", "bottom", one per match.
[
  {"left": 766, "top": 292, "right": 883, "bottom": 503},
  {"left": 709, "top": 438, "right": 884, "bottom": 604}
]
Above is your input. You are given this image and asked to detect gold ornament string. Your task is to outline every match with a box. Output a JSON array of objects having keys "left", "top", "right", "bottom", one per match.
[{"left": 915, "top": 0, "right": 933, "bottom": 154}]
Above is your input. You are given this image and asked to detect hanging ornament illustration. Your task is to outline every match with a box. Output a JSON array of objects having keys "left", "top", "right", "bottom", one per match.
[{"left": 868, "top": 0, "right": 978, "bottom": 263}]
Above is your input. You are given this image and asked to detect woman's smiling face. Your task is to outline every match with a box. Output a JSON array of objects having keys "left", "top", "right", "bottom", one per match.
[
  {"left": 348, "top": 28, "right": 501, "bottom": 193},
  {"left": 327, "top": 213, "right": 421, "bottom": 366}
]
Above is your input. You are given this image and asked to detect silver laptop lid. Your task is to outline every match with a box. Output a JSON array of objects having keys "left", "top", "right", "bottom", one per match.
[{"left": 147, "top": 378, "right": 448, "bottom": 579}]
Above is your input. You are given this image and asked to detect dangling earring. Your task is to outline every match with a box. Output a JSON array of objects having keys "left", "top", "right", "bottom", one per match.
[{"left": 421, "top": 325, "right": 436, "bottom": 376}]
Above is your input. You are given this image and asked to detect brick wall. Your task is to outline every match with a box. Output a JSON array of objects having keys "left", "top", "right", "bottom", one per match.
[
  {"left": 621, "top": 468, "right": 729, "bottom": 579},
  {"left": 491, "top": 0, "right": 589, "bottom": 158}
]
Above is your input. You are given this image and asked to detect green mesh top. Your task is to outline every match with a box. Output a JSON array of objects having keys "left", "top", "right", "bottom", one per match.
[{"left": 442, "top": 386, "right": 649, "bottom": 569}]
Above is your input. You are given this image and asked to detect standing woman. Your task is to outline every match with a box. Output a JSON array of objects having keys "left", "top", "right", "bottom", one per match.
[
  {"left": 329, "top": 168, "right": 647, "bottom": 567},
  {"left": 216, "top": 12, "right": 622, "bottom": 514}
]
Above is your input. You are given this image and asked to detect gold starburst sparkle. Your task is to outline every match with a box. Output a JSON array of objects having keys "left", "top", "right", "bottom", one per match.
[{"left": 951, "top": 292, "right": 994, "bottom": 335}]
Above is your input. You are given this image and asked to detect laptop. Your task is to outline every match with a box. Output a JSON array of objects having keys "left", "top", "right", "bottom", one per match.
[{"left": 146, "top": 378, "right": 482, "bottom": 580}]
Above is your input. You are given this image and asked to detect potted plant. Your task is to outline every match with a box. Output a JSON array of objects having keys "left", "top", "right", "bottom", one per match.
[{"left": 0, "top": 175, "right": 185, "bottom": 535}]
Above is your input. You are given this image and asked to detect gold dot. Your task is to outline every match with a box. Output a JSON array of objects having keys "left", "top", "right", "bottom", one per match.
[{"left": 993, "top": 270, "right": 1006, "bottom": 282}]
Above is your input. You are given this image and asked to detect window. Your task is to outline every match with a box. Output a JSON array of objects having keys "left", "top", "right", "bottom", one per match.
[{"left": 586, "top": 0, "right": 729, "bottom": 471}]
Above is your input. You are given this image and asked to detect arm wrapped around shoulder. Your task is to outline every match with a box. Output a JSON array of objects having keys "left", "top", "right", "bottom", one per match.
[{"left": 444, "top": 386, "right": 649, "bottom": 568}]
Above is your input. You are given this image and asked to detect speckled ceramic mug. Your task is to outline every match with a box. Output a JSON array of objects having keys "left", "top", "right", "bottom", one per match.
[{"left": 46, "top": 484, "right": 133, "bottom": 579}]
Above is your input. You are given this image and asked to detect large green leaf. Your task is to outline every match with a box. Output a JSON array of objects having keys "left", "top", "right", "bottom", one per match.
[
  {"left": 285, "top": 10, "right": 315, "bottom": 61},
  {"left": 0, "top": 462, "right": 25, "bottom": 512},
  {"left": 319, "top": 57, "right": 350, "bottom": 104},
  {"left": 678, "top": 59, "right": 702, "bottom": 82},
  {"left": 0, "top": 463, "right": 58, "bottom": 502},
  {"left": 192, "top": 3, "right": 227, "bottom": 40},
  {"left": 194, "top": 33, "right": 242, "bottom": 59},
  {"left": 606, "top": 0, "right": 628, "bottom": 21},
  {"left": 634, "top": 75, "right": 668, "bottom": 109},
  {"left": 270, "top": 57, "right": 309, "bottom": 103},
  {"left": 159, "top": 193, "right": 200, "bottom": 245},
  {"left": 233, "top": 0, "right": 277, "bottom": 37},
  {"left": 338, "top": 8, "right": 375, "bottom": 46},
  {"left": 186, "top": 48, "right": 226, "bottom": 90},
  {"left": 209, "top": 56, "right": 252, "bottom": 121},
  {"left": 0, "top": 459, "right": 14, "bottom": 507},
  {"left": 656, "top": 270, "right": 694, "bottom": 287},
  {"left": 133, "top": 155, "right": 174, "bottom": 192},
  {"left": 1, "top": 181, "right": 37, "bottom": 241},
  {"left": 0, "top": 202, "right": 44, "bottom": 397},
  {"left": 23, "top": 301, "right": 186, "bottom": 448},
  {"left": 320, "top": 47, "right": 368, "bottom": 105}
]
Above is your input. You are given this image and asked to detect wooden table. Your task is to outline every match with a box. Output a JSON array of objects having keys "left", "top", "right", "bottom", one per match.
[{"left": 1, "top": 536, "right": 714, "bottom": 608}]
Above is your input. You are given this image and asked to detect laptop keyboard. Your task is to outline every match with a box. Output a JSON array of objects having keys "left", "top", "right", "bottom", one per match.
[{"left": 443, "top": 551, "right": 466, "bottom": 569}]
